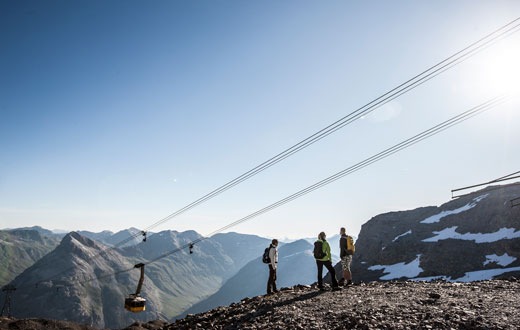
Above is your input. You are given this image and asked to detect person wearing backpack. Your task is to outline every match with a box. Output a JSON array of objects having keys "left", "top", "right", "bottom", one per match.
[
  {"left": 314, "top": 232, "right": 340, "bottom": 291},
  {"left": 339, "top": 227, "right": 354, "bottom": 286},
  {"left": 266, "top": 239, "right": 279, "bottom": 294}
]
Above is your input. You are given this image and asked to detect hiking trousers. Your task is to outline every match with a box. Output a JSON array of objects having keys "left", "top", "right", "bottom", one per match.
[
  {"left": 316, "top": 260, "right": 339, "bottom": 288},
  {"left": 267, "top": 265, "right": 277, "bottom": 294}
]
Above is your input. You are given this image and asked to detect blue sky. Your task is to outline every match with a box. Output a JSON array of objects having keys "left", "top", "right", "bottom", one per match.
[{"left": 1, "top": 0, "right": 520, "bottom": 240}]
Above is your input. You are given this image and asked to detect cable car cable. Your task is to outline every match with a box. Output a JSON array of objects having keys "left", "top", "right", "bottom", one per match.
[
  {"left": 142, "top": 94, "right": 509, "bottom": 266},
  {"left": 105, "top": 16, "right": 520, "bottom": 253},
  {"left": 10, "top": 94, "right": 509, "bottom": 300},
  {"left": 61, "top": 16, "right": 520, "bottom": 259},
  {"left": 11, "top": 17, "right": 520, "bottom": 293}
]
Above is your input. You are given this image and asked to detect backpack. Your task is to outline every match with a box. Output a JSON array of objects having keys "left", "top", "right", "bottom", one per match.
[
  {"left": 346, "top": 235, "right": 355, "bottom": 255},
  {"left": 313, "top": 241, "right": 326, "bottom": 259},
  {"left": 262, "top": 247, "right": 271, "bottom": 263}
]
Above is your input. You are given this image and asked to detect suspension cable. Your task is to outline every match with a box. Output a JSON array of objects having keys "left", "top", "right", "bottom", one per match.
[{"left": 14, "top": 16, "right": 520, "bottom": 291}]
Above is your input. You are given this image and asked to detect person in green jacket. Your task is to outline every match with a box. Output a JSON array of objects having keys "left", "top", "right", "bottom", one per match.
[{"left": 314, "top": 231, "right": 340, "bottom": 291}]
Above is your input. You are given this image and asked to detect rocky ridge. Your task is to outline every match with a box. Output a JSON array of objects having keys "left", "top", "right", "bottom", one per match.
[
  {"left": 2, "top": 279, "right": 519, "bottom": 329},
  {"left": 352, "top": 184, "right": 520, "bottom": 282},
  {"left": 163, "top": 279, "right": 520, "bottom": 330}
]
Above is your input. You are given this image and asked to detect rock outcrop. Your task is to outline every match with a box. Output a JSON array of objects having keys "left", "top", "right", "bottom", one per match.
[{"left": 351, "top": 183, "right": 520, "bottom": 282}]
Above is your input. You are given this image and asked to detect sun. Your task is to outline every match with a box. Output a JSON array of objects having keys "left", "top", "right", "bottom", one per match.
[
  {"left": 467, "top": 37, "right": 520, "bottom": 96},
  {"left": 452, "top": 36, "right": 520, "bottom": 126}
]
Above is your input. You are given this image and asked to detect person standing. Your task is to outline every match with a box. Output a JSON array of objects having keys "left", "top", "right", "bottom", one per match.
[
  {"left": 339, "top": 227, "right": 353, "bottom": 286},
  {"left": 314, "top": 232, "right": 340, "bottom": 291},
  {"left": 267, "top": 239, "right": 279, "bottom": 294}
]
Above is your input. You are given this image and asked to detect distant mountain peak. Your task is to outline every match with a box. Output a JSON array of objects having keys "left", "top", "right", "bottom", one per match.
[{"left": 64, "top": 231, "right": 99, "bottom": 248}]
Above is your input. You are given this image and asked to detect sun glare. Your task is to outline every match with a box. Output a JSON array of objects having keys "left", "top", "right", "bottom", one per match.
[
  {"left": 469, "top": 39, "right": 520, "bottom": 96},
  {"left": 453, "top": 37, "right": 520, "bottom": 126}
]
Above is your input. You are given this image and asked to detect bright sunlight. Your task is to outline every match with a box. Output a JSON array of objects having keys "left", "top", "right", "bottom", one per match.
[{"left": 467, "top": 38, "right": 520, "bottom": 96}]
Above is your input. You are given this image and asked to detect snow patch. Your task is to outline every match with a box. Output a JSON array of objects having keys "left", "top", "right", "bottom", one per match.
[
  {"left": 412, "top": 266, "right": 520, "bottom": 282},
  {"left": 411, "top": 275, "right": 451, "bottom": 282},
  {"left": 282, "top": 251, "right": 306, "bottom": 259},
  {"left": 420, "top": 194, "right": 489, "bottom": 224},
  {"left": 453, "top": 266, "right": 520, "bottom": 282},
  {"left": 422, "top": 227, "right": 520, "bottom": 243},
  {"left": 473, "top": 194, "right": 489, "bottom": 203},
  {"left": 393, "top": 230, "right": 412, "bottom": 242},
  {"left": 484, "top": 253, "right": 517, "bottom": 267},
  {"left": 368, "top": 254, "right": 423, "bottom": 280}
]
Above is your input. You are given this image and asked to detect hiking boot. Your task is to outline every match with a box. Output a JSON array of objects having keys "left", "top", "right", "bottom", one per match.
[
  {"left": 346, "top": 280, "right": 353, "bottom": 286},
  {"left": 338, "top": 278, "right": 345, "bottom": 286},
  {"left": 332, "top": 286, "right": 342, "bottom": 291}
]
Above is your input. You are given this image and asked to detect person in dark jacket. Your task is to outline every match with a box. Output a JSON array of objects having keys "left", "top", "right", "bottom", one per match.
[
  {"left": 339, "top": 227, "right": 353, "bottom": 286},
  {"left": 267, "top": 239, "right": 279, "bottom": 294},
  {"left": 315, "top": 232, "right": 340, "bottom": 291}
]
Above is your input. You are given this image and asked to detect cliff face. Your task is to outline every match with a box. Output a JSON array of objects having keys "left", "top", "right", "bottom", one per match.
[{"left": 351, "top": 183, "right": 520, "bottom": 282}]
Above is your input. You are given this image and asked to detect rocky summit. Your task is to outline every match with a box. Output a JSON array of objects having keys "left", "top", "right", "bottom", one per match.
[
  {"left": 134, "top": 279, "right": 519, "bottom": 330},
  {"left": 1, "top": 279, "right": 520, "bottom": 329}
]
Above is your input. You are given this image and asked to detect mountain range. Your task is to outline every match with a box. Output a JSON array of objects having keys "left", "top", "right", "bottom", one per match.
[
  {"left": 0, "top": 229, "right": 270, "bottom": 328},
  {"left": 0, "top": 228, "right": 61, "bottom": 285},
  {"left": 183, "top": 238, "right": 316, "bottom": 317},
  {"left": 1, "top": 182, "right": 519, "bottom": 328}
]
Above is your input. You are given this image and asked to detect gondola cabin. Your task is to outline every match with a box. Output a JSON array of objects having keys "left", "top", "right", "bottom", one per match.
[
  {"left": 124, "top": 263, "right": 146, "bottom": 313},
  {"left": 125, "top": 294, "right": 146, "bottom": 313}
]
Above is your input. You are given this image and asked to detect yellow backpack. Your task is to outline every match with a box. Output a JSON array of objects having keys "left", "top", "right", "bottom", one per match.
[{"left": 346, "top": 235, "right": 355, "bottom": 255}]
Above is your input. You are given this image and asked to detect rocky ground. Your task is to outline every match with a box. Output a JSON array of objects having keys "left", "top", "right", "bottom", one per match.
[
  {"left": 1, "top": 279, "right": 519, "bottom": 329},
  {"left": 157, "top": 279, "right": 520, "bottom": 330},
  {"left": 0, "top": 317, "right": 100, "bottom": 330}
]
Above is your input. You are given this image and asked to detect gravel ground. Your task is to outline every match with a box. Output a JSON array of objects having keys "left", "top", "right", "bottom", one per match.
[
  {"left": 2, "top": 279, "right": 519, "bottom": 329},
  {"left": 0, "top": 317, "right": 100, "bottom": 330},
  {"left": 165, "top": 279, "right": 520, "bottom": 330}
]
